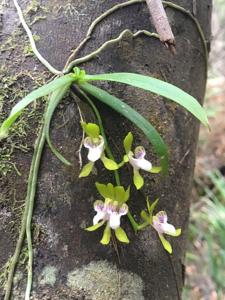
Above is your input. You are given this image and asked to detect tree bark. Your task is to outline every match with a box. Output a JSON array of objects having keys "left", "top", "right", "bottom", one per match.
[{"left": 0, "top": 0, "right": 211, "bottom": 299}]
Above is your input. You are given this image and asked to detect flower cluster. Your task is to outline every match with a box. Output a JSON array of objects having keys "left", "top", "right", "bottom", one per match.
[
  {"left": 79, "top": 124, "right": 161, "bottom": 190},
  {"left": 80, "top": 122, "right": 181, "bottom": 253}
]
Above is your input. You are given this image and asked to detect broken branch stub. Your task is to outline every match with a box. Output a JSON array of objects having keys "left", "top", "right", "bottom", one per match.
[{"left": 146, "top": 0, "right": 176, "bottom": 53}]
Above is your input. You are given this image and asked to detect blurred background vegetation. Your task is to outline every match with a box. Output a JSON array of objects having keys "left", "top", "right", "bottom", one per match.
[{"left": 184, "top": 1, "right": 225, "bottom": 299}]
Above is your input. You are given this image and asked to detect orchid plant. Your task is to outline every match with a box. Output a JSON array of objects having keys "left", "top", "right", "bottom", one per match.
[{"left": 0, "top": 66, "right": 209, "bottom": 254}]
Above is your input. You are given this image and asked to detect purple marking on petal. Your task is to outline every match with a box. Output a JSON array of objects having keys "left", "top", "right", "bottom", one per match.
[
  {"left": 94, "top": 200, "right": 105, "bottom": 212},
  {"left": 119, "top": 204, "right": 128, "bottom": 216},
  {"left": 134, "top": 146, "right": 146, "bottom": 159},
  {"left": 156, "top": 211, "right": 167, "bottom": 224},
  {"left": 84, "top": 137, "right": 93, "bottom": 149}
]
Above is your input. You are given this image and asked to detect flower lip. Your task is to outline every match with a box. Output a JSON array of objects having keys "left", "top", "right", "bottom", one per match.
[
  {"left": 84, "top": 135, "right": 105, "bottom": 162},
  {"left": 128, "top": 147, "right": 152, "bottom": 172},
  {"left": 93, "top": 200, "right": 128, "bottom": 230}
]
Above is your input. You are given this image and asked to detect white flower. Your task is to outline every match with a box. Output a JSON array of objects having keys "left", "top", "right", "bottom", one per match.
[
  {"left": 93, "top": 200, "right": 128, "bottom": 230},
  {"left": 128, "top": 146, "right": 152, "bottom": 171},
  {"left": 152, "top": 211, "right": 176, "bottom": 235},
  {"left": 84, "top": 136, "right": 105, "bottom": 162},
  {"left": 127, "top": 146, "right": 152, "bottom": 189}
]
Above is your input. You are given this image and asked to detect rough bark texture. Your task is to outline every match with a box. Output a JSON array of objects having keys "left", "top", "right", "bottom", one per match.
[{"left": 0, "top": 0, "right": 211, "bottom": 299}]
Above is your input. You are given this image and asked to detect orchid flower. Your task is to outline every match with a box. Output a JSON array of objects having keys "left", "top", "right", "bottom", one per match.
[
  {"left": 79, "top": 123, "right": 118, "bottom": 177},
  {"left": 152, "top": 211, "right": 181, "bottom": 254},
  {"left": 86, "top": 183, "right": 130, "bottom": 244},
  {"left": 140, "top": 198, "right": 181, "bottom": 253},
  {"left": 123, "top": 132, "right": 161, "bottom": 189}
]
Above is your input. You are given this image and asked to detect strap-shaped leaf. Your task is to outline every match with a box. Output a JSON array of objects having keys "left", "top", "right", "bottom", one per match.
[
  {"left": 84, "top": 73, "right": 209, "bottom": 127},
  {"left": 44, "top": 85, "right": 71, "bottom": 166},
  {"left": 79, "top": 82, "right": 168, "bottom": 174},
  {"left": 0, "top": 74, "right": 75, "bottom": 139}
]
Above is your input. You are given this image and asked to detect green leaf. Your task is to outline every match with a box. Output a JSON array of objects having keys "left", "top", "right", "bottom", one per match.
[
  {"left": 115, "top": 227, "right": 129, "bottom": 243},
  {"left": 149, "top": 166, "right": 162, "bottom": 174},
  {"left": 85, "top": 220, "right": 105, "bottom": 231},
  {"left": 101, "top": 155, "right": 118, "bottom": 170},
  {"left": 79, "top": 162, "right": 94, "bottom": 177},
  {"left": 82, "top": 122, "right": 100, "bottom": 138},
  {"left": 123, "top": 132, "right": 133, "bottom": 154},
  {"left": 158, "top": 234, "right": 172, "bottom": 254},
  {"left": 0, "top": 74, "right": 75, "bottom": 139},
  {"left": 84, "top": 73, "right": 209, "bottom": 127},
  {"left": 100, "top": 225, "right": 111, "bottom": 245},
  {"left": 79, "top": 83, "right": 168, "bottom": 174},
  {"left": 44, "top": 85, "right": 71, "bottom": 166},
  {"left": 133, "top": 169, "right": 144, "bottom": 190}
]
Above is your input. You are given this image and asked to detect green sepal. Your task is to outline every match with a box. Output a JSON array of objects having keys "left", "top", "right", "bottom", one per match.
[
  {"left": 101, "top": 155, "right": 118, "bottom": 170},
  {"left": 79, "top": 162, "right": 94, "bottom": 177},
  {"left": 158, "top": 234, "right": 172, "bottom": 254},
  {"left": 95, "top": 182, "right": 109, "bottom": 198},
  {"left": 85, "top": 220, "right": 105, "bottom": 231},
  {"left": 100, "top": 225, "right": 111, "bottom": 245},
  {"left": 123, "top": 155, "right": 129, "bottom": 163},
  {"left": 140, "top": 210, "right": 150, "bottom": 223},
  {"left": 115, "top": 227, "right": 129, "bottom": 243},
  {"left": 72, "top": 67, "right": 86, "bottom": 81},
  {"left": 123, "top": 186, "right": 130, "bottom": 203},
  {"left": 133, "top": 169, "right": 144, "bottom": 190},
  {"left": 123, "top": 132, "right": 133, "bottom": 154},
  {"left": 147, "top": 198, "right": 159, "bottom": 218},
  {"left": 114, "top": 186, "right": 125, "bottom": 203},
  {"left": 81, "top": 122, "right": 100, "bottom": 138},
  {"left": 149, "top": 166, "right": 162, "bottom": 174},
  {"left": 169, "top": 228, "right": 181, "bottom": 237}
]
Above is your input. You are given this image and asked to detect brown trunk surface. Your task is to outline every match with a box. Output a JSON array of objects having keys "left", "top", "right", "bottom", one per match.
[{"left": 0, "top": 1, "right": 211, "bottom": 299}]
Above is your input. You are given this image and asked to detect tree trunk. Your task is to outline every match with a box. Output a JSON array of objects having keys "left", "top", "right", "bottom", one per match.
[{"left": 0, "top": 1, "right": 211, "bottom": 299}]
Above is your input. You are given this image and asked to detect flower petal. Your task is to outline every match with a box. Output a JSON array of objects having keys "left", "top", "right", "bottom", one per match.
[
  {"left": 85, "top": 220, "right": 105, "bottom": 231},
  {"left": 161, "top": 223, "right": 176, "bottom": 235},
  {"left": 109, "top": 213, "right": 121, "bottom": 230},
  {"left": 158, "top": 234, "right": 172, "bottom": 254},
  {"left": 84, "top": 136, "right": 104, "bottom": 162},
  {"left": 123, "top": 132, "right": 133, "bottom": 154},
  {"left": 115, "top": 227, "right": 129, "bottom": 243},
  {"left": 100, "top": 225, "right": 111, "bottom": 245},
  {"left": 94, "top": 200, "right": 105, "bottom": 212},
  {"left": 156, "top": 211, "right": 168, "bottom": 224},
  {"left": 133, "top": 169, "right": 144, "bottom": 190},
  {"left": 134, "top": 146, "right": 146, "bottom": 159},
  {"left": 129, "top": 155, "right": 152, "bottom": 172},
  {"left": 119, "top": 203, "right": 128, "bottom": 216},
  {"left": 93, "top": 211, "right": 106, "bottom": 225},
  {"left": 135, "top": 158, "right": 152, "bottom": 171},
  {"left": 79, "top": 161, "right": 94, "bottom": 178},
  {"left": 101, "top": 155, "right": 118, "bottom": 170}
]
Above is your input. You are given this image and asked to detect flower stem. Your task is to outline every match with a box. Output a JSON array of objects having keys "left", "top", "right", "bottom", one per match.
[{"left": 75, "top": 87, "right": 121, "bottom": 186}]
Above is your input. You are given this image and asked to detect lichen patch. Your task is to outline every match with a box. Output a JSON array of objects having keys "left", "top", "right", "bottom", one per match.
[{"left": 67, "top": 260, "right": 144, "bottom": 300}]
